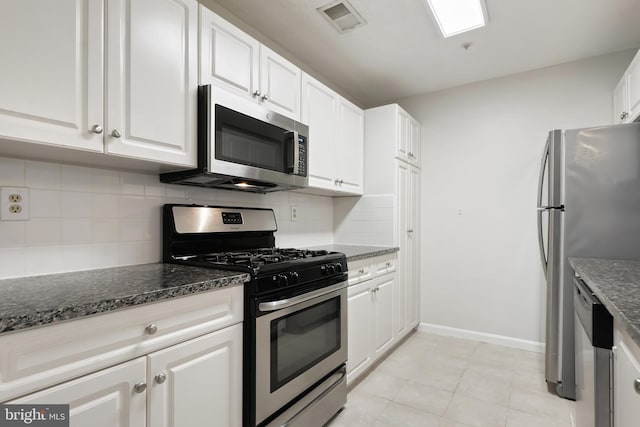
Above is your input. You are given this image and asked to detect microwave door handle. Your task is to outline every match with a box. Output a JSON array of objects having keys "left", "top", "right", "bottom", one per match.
[{"left": 286, "top": 131, "right": 300, "bottom": 175}]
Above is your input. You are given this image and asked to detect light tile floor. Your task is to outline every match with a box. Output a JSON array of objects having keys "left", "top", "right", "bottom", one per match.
[{"left": 328, "top": 332, "right": 575, "bottom": 427}]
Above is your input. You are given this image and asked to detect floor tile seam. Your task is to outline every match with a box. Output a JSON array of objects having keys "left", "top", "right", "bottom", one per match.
[
  {"left": 452, "top": 388, "right": 511, "bottom": 410},
  {"left": 385, "top": 398, "right": 448, "bottom": 419}
]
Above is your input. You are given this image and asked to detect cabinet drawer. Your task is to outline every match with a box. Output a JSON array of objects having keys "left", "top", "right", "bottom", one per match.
[
  {"left": 0, "top": 286, "right": 242, "bottom": 401},
  {"left": 347, "top": 259, "right": 373, "bottom": 286},
  {"left": 374, "top": 254, "right": 396, "bottom": 276}
]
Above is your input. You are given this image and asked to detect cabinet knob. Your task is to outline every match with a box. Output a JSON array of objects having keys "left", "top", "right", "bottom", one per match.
[
  {"left": 253, "top": 90, "right": 261, "bottom": 98},
  {"left": 111, "top": 129, "right": 122, "bottom": 138},
  {"left": 358, "top": 268, "right": 365, "bottom": 274},
  {"left": 145, "top": 324, "right": 158, "bottom": 335},
  {"left": 386, "top": 262, "right": 391, "bottom": 267},
  {"left": 91, "top": 125, "right": 103, "bottom": 134},
  {"left": 134, "top": 381, "right": 147, "bottom": 393},
  {"left": 155, "top": 372, "right": 167, "bottom": 384},
  {"left": 635, "top": 378, "right": 640, "bottom": 394},
  {"left": 339, "top": 179, "right": 344, "bottom": 185},
  {"left": 261, "top": 93, "right": 269, "bottom": 101},
  {"left": 408, "top": 152, "right": 414, "bottom": 158},
  {"left": 621, "top": 112, "right": 629, "bottom": 120}
]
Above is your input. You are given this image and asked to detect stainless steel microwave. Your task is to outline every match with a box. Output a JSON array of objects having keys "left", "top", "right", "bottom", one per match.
[{"left": 160, "top": 85, "right": 309, "bottom": 193}]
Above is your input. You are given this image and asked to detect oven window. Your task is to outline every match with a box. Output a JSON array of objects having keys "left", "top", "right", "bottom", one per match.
[
  {"left": 270, "top": 296, "right": 341, "bottom": 392},
  {"left": 215, "top": 104, "right": 288, "bottom": 173}
]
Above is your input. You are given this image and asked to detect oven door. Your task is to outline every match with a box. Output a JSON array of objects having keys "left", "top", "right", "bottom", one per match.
[{"left": 255, "top": 282, "right": 347, "bottom": 425}]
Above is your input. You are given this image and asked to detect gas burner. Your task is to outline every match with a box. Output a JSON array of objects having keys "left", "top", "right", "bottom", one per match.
[{"left": 195, "top": 248, "right": 331, "bottom": 268}]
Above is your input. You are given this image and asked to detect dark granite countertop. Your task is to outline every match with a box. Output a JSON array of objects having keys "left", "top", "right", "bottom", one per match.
[
  {"left": 305, "top": 244, "right": 399, "bottom": 262},
  {"left": 569, "top": 258, "right": 640, "bottom": 348},
  {"left": 0, "top": 264, "right": 250, "bottom": 335}
]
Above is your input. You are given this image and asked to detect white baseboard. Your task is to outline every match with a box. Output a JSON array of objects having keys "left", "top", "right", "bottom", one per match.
[{"left": 418, "top": 322, "right": 544, "bottom": 353}]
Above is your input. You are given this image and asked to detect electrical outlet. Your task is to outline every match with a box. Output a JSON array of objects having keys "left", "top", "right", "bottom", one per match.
[
  {"left": 1, "top": 187, "right": 29, "bottom": 220},
  {"left": 290, "top": 205, "right": 298, "bottom": 222}
]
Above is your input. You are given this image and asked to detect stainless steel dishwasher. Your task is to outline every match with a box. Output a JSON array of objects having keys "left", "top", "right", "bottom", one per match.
[{"left": 574, "top": 276, "right": 613, "bottom": 427}]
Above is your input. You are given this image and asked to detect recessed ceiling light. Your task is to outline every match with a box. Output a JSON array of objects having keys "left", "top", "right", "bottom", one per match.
[{"left": 425, "top": 0, "right": 488, "bottom": 38}]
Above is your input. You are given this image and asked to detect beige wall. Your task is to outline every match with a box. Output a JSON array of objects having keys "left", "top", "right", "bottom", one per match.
[{"left": 399, "top": 49, "right": 636, "bottom": 346}]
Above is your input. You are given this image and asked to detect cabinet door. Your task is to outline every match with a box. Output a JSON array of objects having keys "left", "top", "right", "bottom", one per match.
[
  {"left": 628, "top": 54, "right": 640, "bottom": 123},
  {"left": 0, "top": 0, "right": 103, "bottom": 152},
  {"left": 9, "top": 358, "right": 146, "bottom": 427},
  {"left": 302, "top": 73, "right": 338, "bottom": 190},
  {"left": 374, "top": 276, "right": 395, "bottom": 356},
  {"left": 105, "top": 0, "right": 197, "bottom": 166},
  {"left": 199, "top": 5, "right": 260, "bottom": 99},
  {"left": 395, "top": 161, "right": 410, "bottom": 337},
  {"left": 347, "top": 282, "right": 374, "bottom": 384},
  {"left": 260, "top": 45, "right": 301, "bottom": 120},
  {"left": 336, "top": 97, "right": 364, "bottom": 195},
  {"left": 409, "top": 117, "right": 421, "bottom": 166},
  {"left": 396, "top": 109, "right": 410, "bottom": 161},
  {"left": 147, "top": 324, "right": 242, "bottom": 427},
  {"left": 613, "top": 77, "right": 629, "bottom": 124},
  {"left": 614, "top": 338, "right": 640, "bottom": 427},
  {"left": 408, "top": 165, "right": 421, "bottom": 328}
]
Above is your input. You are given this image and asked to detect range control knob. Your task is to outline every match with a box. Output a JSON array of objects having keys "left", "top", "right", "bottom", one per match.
[
  {"left": 335, "top": 263, "right": 343, "bottom": 273},
  {"left": 278, "top": 274, "right": 289, "bottom": 287},
  {"left": 320, "top": 265, "right": 328, "bottom": 275},
  {"left": 327, "top": 264, "right": 336, "bottom": 275},
  {"left": 290, "top": 271, "right": 300, "bottom": 284}
]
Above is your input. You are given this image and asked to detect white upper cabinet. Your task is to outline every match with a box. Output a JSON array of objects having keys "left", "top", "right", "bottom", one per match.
[
  {"left": 0, "top": 0, "right": 197, "bottom": 167},
  {"left": 613, "top": 49, "right": 640, "bottom": 124},
  {"left": 302, "top": 74, "right": 338, "bottom": 190},
  {"left": 364, "top": 104, "right": 421, "bottom": 169},
  {"left": 199, "top": 5, "right": 260, "bottom": 99},
  {"left": 106, "top": 0, "right": 198, "bottom": 166},
  {"left": 336, "top": 96, "right": 364, "bottom": 194},
  {"left": 0, "top": 0, "right": 104, "bottom": 153},
  {"left": 301, "top": 73, "right": 363, "bottom": 195},
  {"left": 199, "top": 6, "right": 301, "bottom": 120}
]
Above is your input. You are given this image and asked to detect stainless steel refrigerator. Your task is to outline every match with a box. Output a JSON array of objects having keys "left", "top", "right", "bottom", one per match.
[{"left": 537, "top": 122, "right": 640, "bottom": 400}]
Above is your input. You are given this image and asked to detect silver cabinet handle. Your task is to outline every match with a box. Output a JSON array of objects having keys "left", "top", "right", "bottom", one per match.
[
  {"left": 145, "top": 324, "right": 158, "bottom": 335},
  {"left": 358, "top": 268, "right": 365, "bottom": 274},
  {"left": 111, "top": 129, "right": 122, "bottom": 138},
  {"left": 407, "top": 229, "right": 414, "bottom": 233},
  {"left": 634, "top": 378, "right": 640, "bottom": 394},
  {"left": 339, "top": 179, "right": 344, "bottom": 185},
  {"left": 155, "top": 372, "right": 167, "bottom": 384},
  {"left": 91, "top": 125, "right": 103, "bottom": 134},
  {"left": 253, "top": 90, "right": 261, "bottom": 98},
  {"left": 621, "top": 112, "right": 629, "bottom": 120},
  {"left": 261, "top": 94, "right": 269, "bottom": 101},
  {"left": 134, "top": 382, "right": 147, "bottom": 393},
  {"left": 334, "top": 179, "right": 339, "bottom": 186}
]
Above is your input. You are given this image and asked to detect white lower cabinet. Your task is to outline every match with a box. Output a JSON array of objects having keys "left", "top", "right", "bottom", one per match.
[
  {"left": 1, "top": 287, "right": 243, "bottom": 426},
  {"left": 8, "top": 324, "right": 242, "bottom": 427},
  {"left": 346, "top": 255, "right": 396, "bottom": 385},
  {"left": 614, "top": 325, "right": 640, "bottom": 427},
  {"left": 9, "top": 358, "right": 147, "bottom": 427},
  {"left": 148, "top": 324, "right": 242, "bottom": 427}
]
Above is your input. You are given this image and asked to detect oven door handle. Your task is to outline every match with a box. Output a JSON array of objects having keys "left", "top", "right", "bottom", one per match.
[{"left": 258, "top": 282, "right": 346, "bottom": 312}]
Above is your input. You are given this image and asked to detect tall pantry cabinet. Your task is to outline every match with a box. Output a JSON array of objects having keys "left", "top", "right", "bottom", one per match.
[{"left": 364, "top": 104, "right": 421, "bottom": 336}]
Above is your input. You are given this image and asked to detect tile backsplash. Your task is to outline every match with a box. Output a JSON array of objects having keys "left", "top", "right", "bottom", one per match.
[
  {"left": 0, "top": 156, "right": 334, "bottom": 279},
  {"left": 334, "top": 194, "right": 395, "bottom": 246}
]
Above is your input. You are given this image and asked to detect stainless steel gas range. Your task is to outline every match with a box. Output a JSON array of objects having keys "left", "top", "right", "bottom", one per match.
[{"left": 163, "top": 204, "right": 347, "bottom": 427}]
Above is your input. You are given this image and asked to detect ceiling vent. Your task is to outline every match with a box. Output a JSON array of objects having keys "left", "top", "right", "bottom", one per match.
[{"left": 318, "top": 0, "right": 367, "bottom": 33}]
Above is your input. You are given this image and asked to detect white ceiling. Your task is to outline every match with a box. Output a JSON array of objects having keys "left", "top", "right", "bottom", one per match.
[{"left": 208, "top": 0, "right": 640, "bottom": 108}]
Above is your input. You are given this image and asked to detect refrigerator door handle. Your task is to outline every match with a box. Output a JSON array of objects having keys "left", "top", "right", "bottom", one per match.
[
  {"left": 537, "top": 138, "right": 550, "bottom": 275},
  {"left": 545, "top": 207, "right": 563, "bottom": 385}
]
